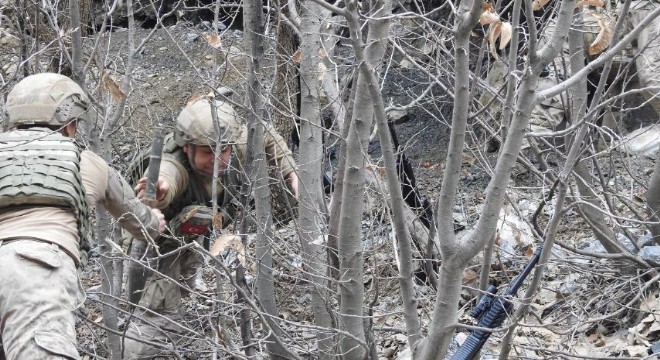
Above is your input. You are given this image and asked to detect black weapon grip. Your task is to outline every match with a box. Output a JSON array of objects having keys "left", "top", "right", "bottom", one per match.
[{"left": 449, "top": 297, "right": 512, "bottom": 360}]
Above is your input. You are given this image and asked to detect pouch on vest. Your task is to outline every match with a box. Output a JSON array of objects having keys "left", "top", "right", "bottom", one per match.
[{"left": 169, "top": 205, "right": 220, "bottom": 238}]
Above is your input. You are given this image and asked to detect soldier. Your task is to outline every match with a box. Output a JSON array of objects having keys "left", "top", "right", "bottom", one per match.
[
  {"left": 0, "top": 73, "right": 166, "bottom": 360},
  {"left": 123, "top": 96, "right": 298, "bottom": 358},
  {"left": 622, "top": 0, "right": 660, "bottom": 117}
]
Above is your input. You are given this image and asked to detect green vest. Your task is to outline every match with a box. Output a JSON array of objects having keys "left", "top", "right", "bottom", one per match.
[{"left": 0, "top": 128, "right": 90, "bottom": 249}]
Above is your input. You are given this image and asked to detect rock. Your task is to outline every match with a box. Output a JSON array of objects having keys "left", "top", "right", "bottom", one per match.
[
  {"left": 616, "top": 124, "right": 660, "bottom": 157},
  {"left": 395, "top": 346, "right": 412, "bottom": 360},
  {"left": 496, "top": 206, "right": 535, "bottom": 262},
  {"left": 652, "top": 341, "right": 660, "bottom": 354},
  {"left": 580, "top": 233, "right": 637, "bottom": 254},
  {"left": 297, "top": 293, "right": 311, "bottom": 305},
  {"left": 557, "top": 273, "right": 581, "bottom": 297},
  {"left": 638, "top": 246, "right": 660, "bottom": 263},
  {"left": 0, "top": 27, "right": 19, "bottom": 46},
  {"left": 184, "top": 32, "right": 200, "bottom": 43},
  {"left": 388, "top": 109, "right": 409, "bottom": 124},
  {"left": 616, "top": 233, "right": 638, "bottom": 253},
  {"left": 639, "top": 231, "right": 654, "bottom": 247},
  {"left": 399, "top": 59, "right": 414, "bottom": 69}
]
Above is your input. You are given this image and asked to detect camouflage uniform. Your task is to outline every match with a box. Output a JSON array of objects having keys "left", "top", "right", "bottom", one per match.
[
  {"left": 0, "top": 73, "right": 162, "bottom": 360},
  {"left": 623, "top": 0, "right": 660, "bottom": 117},
  {"left": 123, "top": 98, "right": 296, "bottom": 359}
]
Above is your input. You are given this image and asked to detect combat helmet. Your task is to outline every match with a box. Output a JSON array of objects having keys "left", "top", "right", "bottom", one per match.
[
  {"left": 6, "top": 73, "right": 89, "bottom": 129},
  {"left": 174, "top": 97, "right": 242, "bottom": 147}
]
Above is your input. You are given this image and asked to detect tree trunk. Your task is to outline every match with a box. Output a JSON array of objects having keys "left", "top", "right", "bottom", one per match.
[
  {"left": 352, "top": 0, "right": 421, "bottom": 347},
  {"left": 647, "top": 153, "right": 660, "bottom": 244},
  {"left": 68, "top": 0, "right": 84, "bottom": 84},
  {"left": 98, "top": 210, "right": 122, "bottom": 359},
  {"left": 336, "top": 0, "right": 394, "bottom": 355},
  {"left": 298, "top": 0, "right": 335, "bottom": 357},
  {"left": 243, "top": 0, "right": 288, "bottom": 357},
  {"left": 270, "top": 3, "right": 300, "bottom": 227}
]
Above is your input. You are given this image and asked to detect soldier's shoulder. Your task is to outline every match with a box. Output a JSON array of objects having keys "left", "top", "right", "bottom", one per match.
[{"left": 80, "top": 150, "right": 109, "bottom": 172}]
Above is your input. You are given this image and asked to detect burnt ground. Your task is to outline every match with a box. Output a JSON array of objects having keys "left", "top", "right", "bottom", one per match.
[{"left": 73, "top": 21, "right": 660, "bottom": 360}]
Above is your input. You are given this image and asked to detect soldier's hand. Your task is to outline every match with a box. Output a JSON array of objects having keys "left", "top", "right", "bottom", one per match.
[
  {"left": 151, "top": 208, "right": 167, "bottom": 234},
  {"left": 286, "top": 171, "right": 299, "bottom": 198},
  {"left": 134, "top": 177, "right": 170, "bottom": 201}
]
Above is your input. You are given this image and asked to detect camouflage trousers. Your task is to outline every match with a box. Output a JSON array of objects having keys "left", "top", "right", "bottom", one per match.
[
  {"left": 123, "top": 240, "right": 204, "bottom": 359},
  {"left": 0, "top": 239, "right": 84, "bottom": 360}
]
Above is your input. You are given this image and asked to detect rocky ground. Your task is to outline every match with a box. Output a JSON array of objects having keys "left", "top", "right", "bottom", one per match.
[{"left": 45, "top": 19, "right": 660, "bottom": 360}]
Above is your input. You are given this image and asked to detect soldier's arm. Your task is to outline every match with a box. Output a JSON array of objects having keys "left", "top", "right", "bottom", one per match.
[
  {"left": 143, "top": 157, "right": 189, "bottom": 210},
  {"left": 81, "top": 150, "right": 162, "bottom": 241},
  {"left": 263, "top": 123, "right": 297, "bottom": 178}
]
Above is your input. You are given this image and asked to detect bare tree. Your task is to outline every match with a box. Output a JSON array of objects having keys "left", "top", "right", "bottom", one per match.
[
  {"left": 297, "top": 0, "right": 335, "bottom": 357},
  {"left": 7, "top": 0, "right": 660, "bottom": 356},
  {"left": 243, "top": 0, "right": 289, "bottom": 357},
  {"left": 413, "top": 0, "right": 583, "bottom": 357}
]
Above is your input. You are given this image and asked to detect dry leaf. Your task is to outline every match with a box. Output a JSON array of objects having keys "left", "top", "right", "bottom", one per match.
[
  {"left": 213, "top": 212, "right": 223, "bottom": 231},
  {"left": 292, "top": 48, "right": 302, "bottom": 63},
  {"left": 498, "top": 22, "right": 513, "bottom": 49},
  {"left": 488, "top": 22, "right": 503, "bottom": 58},
  {"left": 292, "top": 48, "right": 326, "bottom": 64},
  {"left": 101, "top": 69, "right": 124, "bottom": 102},
  {"left": 186, "top": 93, "right": 207, "bottom": 105},
  {"left": 462, "top": 268, "right": 478, "bottom": 285},
  {"left": 532, "top": 0, "right": 552, "bottom": 11},
  {"left": 576, "top": 0, "right": 604, "bottom": 7},
  {"left": 311, "top": 235, "right": 325, "bottom": 246},
  {"left": 523, "top": 244, "right": 534, "bottom": 257},
  {"left": 202, "top": 32, "right": 222, "bottom": 49},
  {"left": 588, "top": 16, "right": 613, "bottom": 56},
  {"left": 587, "top": 333, "right": 606, "bottom": 347},
  {"left": 209, "top": 234, "right": 245, "bottom": 265},
  {"left": 480, "top": 3, "right": 500, "bottom": 25},
  {"left": 480, "top": 11, "right": 500, "bottom": 25}
]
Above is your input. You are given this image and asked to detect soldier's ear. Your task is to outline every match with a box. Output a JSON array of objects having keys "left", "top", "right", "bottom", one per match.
[
  {"left": 182, "top": 144, "right": 190, "bottom": 154},
  {"left": 62, "top": 121, "right": 77, "bottom": 138}
]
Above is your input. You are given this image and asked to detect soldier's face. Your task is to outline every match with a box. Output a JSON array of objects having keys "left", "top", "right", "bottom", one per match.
[{"left": 184, "top": 144, "right": 232, "bottom": 176}]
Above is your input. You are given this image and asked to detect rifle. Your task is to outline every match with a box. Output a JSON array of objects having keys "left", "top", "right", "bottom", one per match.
[
  {"left": 126, "top": 120, "right": 168, "bottom": 307},
  {"left": 450, "top": 245, "right": 543, "bottom": 360}
]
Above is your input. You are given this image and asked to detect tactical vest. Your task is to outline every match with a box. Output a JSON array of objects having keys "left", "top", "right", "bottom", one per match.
[
  {"left": 126, "top": 133, "right": 241, "bottom": 222},
  {"left": 0, "top": 129, "right": 90, "bottom": 248}
]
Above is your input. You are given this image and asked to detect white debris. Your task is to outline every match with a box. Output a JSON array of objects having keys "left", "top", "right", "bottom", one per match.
[{"left": 616, "top": 124, "right": 660, "bottom": 157}]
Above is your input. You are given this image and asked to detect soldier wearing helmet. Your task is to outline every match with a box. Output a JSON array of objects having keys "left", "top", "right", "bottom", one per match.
[
  {"left": 0, "top": 73, "right": 166, "bottom": 360},
  {"left": 123, "top": 96, "right": 298, "bottom": 358}
]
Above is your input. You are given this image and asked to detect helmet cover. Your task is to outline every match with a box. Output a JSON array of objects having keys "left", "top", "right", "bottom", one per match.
[
  {"left": 174, "top": 97, "right": 242, "bottom": 147},
  {"left": 6, "top": 73, "right": 89, "bottom": 129}
]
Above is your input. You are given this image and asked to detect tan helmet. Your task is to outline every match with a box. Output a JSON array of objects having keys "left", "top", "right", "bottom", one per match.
[
  {"left": 174, "top": 97, "right": 242, "bottom": 147},
  {"left": 6, "top": 73, "right": 90, "bottom": 129}
]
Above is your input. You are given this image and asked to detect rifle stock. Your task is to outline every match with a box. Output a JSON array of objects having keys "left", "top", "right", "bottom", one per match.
[
  {"left": 127, "top": 119, "right": 169, "bottom": 307},
  {"left": 450, "top": 245, "right": 543, "bottom": 360}
]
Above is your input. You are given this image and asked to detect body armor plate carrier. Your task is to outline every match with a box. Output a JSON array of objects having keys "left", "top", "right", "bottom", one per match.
[{"left": 0, "top": 129, "right": 90, "bottom": 249}]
